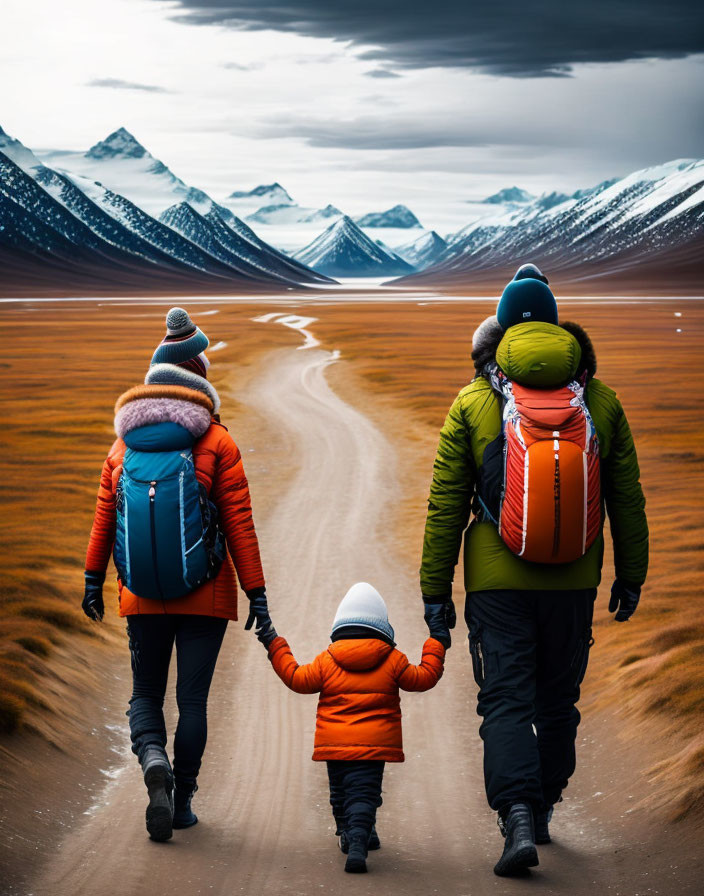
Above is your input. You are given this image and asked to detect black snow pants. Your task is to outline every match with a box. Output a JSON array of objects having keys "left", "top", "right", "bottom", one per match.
[
  {"left": 465, "top": 589, "right": 596, "bottom": 813},
  {"left": 327, "top": 760, "right": 385, "bottom": 841},
  {"left": 126, "top": 614, "right": 228, "bottom": 791}
]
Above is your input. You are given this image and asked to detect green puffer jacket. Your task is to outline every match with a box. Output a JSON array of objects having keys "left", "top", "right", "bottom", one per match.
[{"left": 420, "top": 319, "right": 648, "bottom": 596}]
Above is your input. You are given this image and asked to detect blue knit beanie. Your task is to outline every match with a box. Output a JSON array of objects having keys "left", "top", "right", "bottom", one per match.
[
  {"left": 497, "top": 265, "right": 558, "bottom": 329},
  {"left": 151, "top": 307, "right": 209, "bottom": 367}
]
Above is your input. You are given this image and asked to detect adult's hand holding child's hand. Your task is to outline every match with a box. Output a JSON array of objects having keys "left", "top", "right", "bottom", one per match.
[
  {"left": 245, "top": 587, "right": 276, "bottom": 645},
  {"left": 423, "top": 595, "right": 455, "bottom": 648}
]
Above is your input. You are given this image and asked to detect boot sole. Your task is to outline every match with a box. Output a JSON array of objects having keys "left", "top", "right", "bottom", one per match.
[
  {"left": 345, "top": 857, "right": 368, "bottom": 874},
  {"left": 144, "top": 766, "right": 173, "bottom": 842},
  {"left": 340, "top": 833, "right": 380, "bottom": 854},
  {"left": 173, "top": 814, "right": 198, "bottom": 830},
  {"left": 494, "top": 845, "right": 539, "bottom": 877}
]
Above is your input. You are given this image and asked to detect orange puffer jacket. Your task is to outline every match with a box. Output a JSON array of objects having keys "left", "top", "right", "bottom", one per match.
[
  {"left": 268, "top": 636, "right": 445, "bottom": 761},
  {"left": 85, "top": 384, "right": 265, "bottom": 619}
]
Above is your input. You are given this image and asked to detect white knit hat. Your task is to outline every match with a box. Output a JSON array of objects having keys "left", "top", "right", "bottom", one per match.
[{"left": 331, "top": 582, "right": 395, "bottom": 641}]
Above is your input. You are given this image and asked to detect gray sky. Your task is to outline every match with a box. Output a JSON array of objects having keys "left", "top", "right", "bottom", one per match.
[{"left": 2, "top": 0, "right": 703, "bottom": 219}]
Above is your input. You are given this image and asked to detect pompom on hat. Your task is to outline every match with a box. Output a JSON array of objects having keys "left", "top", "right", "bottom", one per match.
[{"left": 146, "top": 307, "right": 220, "bottom": 412}]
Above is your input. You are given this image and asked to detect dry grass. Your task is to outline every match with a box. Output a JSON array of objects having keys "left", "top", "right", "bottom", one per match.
[{"left": 0, "top": 296, "right": 702, "bottom": 820}]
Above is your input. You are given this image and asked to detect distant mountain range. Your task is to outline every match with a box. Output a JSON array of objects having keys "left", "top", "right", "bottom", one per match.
[
  {"left": 392, "top": 160, "right": 704, "bottom": 292},
  {"left": 1, "top": 123, "right": 701, "bottom": 292},
  {"left": 0, "top": 126, "right": 332, "bottom": 295},
  {"left": 293, "top": 216, "right": 414, "bottom": 277}
]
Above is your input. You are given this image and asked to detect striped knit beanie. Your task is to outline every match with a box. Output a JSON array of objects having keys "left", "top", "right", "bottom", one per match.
[{"left": 151, "top": 307, "right": 209, "bottom": 377}]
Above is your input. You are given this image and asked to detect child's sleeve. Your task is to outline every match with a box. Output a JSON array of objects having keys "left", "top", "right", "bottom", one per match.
[
  {"left": 267, "top": 636, "right": 325, "bottom": 694},
  {"left": 396, "top": 638, "right": 446, "bottom": 692}
]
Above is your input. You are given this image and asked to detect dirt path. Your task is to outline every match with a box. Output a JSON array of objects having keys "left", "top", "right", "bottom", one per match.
[{"left": 31, "top": 332, "right": 699, "bottom": 895}]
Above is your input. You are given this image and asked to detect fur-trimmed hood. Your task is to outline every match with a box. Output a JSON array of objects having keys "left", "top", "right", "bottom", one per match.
[
  {"left": 471, "top": 316, "right": 597, "bottom": 381},
  {"left": 114, "top": 384, "right": 214, "bottom": 440}
]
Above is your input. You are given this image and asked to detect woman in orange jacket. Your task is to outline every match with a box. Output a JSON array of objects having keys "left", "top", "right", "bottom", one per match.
[
  {"left": 257, "top": 581, "right": 445, "bottom": 874},
  {"left": 83, "top": 308, "right": 269, "bottom": 842}
]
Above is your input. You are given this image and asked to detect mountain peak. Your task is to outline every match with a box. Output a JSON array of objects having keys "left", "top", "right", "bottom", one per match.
[
  {"left": 356, "top": 204, "right": 422, "bottom": 228},
  {"left": 159, "top": 201, "right": 203, "bottom": 226},
  {"left": 293, "top": 215, "right": 414, "bottom": 278},
  {"left": 85, "top": 127, "right": 148, "bottom": 160},
  {"left": 482, "top": 186, "right": 534, "bottom": 205},
  {"left": 228, "top": 182, "right": 295, "bottom": 204}
]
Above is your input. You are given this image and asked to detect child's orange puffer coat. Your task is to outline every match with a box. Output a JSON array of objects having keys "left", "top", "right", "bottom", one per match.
[{"left": 268, "top": 636, "right": 445, "bottom": 761}]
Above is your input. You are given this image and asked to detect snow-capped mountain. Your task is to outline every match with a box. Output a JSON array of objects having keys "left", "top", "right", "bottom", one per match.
[
  {"left": 0, "top": 126, "right": 333, "bottom": 293},
  {"left": 482, "top": 186, "right": 535, "bottom": 205},
  {"left": 300, "top": 204, "right": 342, "bottom": 223},
  {"left": 0, "top": 125, "right": 42, "bottom": 171},
  {"left": 246, "top": 203, "right": 316, "bottom": 225},
  {"left": 355, "top": 204, "right": 422, "bottom": 228},
  {"left": 395, "top": 230, "right": 448, "bottom": 270},
  {"left": 394, "top": 159, "right": 704, "bottom": 289},
  {"left": 0, "top": 151, "right": 202, "bottom": 286},
  {"left": 40, "top": 127, "right": 215, "bottom": 217},
  {"left": 227, "top": 182, "right": 294, "bottom": 207},
  {"left": 159, "top": 202, "right": 331, "bottom": 285},
  {"left": 293, "top": 215, "right": 415, "bottom": 277}
]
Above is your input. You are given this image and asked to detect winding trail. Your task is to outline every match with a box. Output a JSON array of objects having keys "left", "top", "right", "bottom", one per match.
[{"left": 33, "top": 336, "right": 696, "bottom": 895}]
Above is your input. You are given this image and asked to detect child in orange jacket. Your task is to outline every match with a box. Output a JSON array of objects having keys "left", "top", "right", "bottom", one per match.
[{"left": 256, "top": 582, "right": 445, "bottom": 874}]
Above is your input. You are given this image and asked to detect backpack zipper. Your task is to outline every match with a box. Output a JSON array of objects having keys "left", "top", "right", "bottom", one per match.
[
  {"left": 552, "top": 431, "right": 561, "bottom": 557},
  {"left": 148, "top": 481, "right": 164, "bottom": 599}
]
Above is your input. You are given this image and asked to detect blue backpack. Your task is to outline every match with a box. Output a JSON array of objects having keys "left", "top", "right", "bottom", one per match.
[{"left": 113, "top": 422, "right": 226, "bottom": 600}]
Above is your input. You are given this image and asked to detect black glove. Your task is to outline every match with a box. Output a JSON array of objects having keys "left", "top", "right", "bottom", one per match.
[
  {"left": 82, "top": 570, "right": 105, "bottom": 621},
  {"left": 608, "top": 579, "right": 641, "bottom": 622},
  {"left": 245, "top": 586, "right": 272, "bottom": 630},
  {"left": 423, "top": 595, "right": 456, "bottom": 648},
  {"left": 256, "top": 618, "right": 278, "bottom": 648}
]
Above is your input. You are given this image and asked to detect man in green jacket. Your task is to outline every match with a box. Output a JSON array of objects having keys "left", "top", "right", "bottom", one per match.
[{"left": 420, "top": 264, "right": 648, "bottom": 877}]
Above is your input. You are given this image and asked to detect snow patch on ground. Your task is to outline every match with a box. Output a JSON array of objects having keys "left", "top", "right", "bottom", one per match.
[{"left": 253, "top": 312, "right": 320, "bottom": 349}]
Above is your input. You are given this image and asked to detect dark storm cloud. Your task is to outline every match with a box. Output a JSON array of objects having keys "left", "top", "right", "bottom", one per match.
[
  {"left": 87, "top": 78, "right": 171, "bottom": 92},
  {"left": 160, "top": 1, "right": 704, "bottom": 77}
]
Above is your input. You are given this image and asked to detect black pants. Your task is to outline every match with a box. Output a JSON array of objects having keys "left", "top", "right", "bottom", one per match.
[
  {"left": 327, "top": 760, "right": 385, "bottom": 841},
  {"left": 126, "top": 614, "right": 228, "bottom": 791},
  {"left": 466, "top": 589, "right": 595, "bottom": 813}
]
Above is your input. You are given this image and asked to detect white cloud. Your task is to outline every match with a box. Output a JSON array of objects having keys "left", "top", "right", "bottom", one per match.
[{"left": 1, "top": 0, "right": 701, "bottom": 234}]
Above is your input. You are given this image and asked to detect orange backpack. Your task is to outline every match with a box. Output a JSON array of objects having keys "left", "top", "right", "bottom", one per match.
[{"left": 477, "top": 368, "right": 601, "bottom": 564}]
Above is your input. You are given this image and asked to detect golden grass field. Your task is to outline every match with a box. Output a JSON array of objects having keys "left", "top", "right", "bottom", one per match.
[{"left": 0, "top": 296, "right": 702, "bottom": 820}]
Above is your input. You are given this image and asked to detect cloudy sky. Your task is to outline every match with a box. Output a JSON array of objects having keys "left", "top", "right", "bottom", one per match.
[{"left": 2, "top": 0, "right": 703, "bottom": 222}]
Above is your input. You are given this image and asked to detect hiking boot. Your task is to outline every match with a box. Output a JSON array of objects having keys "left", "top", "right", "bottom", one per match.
[
  {"left": 494, "top": 803, "right": 539, "bottom": 877},
  {"left": 344, "top": 835, "right": 368, "bottom": 874},
  {"left": 339, "top": 824, "right": 380, "bottom": 854},
  {"left": 368, "top": 824, "right": 381, "bottom": 850},
  {"left": 173, "top": 784, "right": 198, "bottom": 829},
  {"left": 142, "top": 747, "right": 174, "bottom": 843},
  {"left": 535, "top": 805, "right": 553, "bottom": 845}
]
